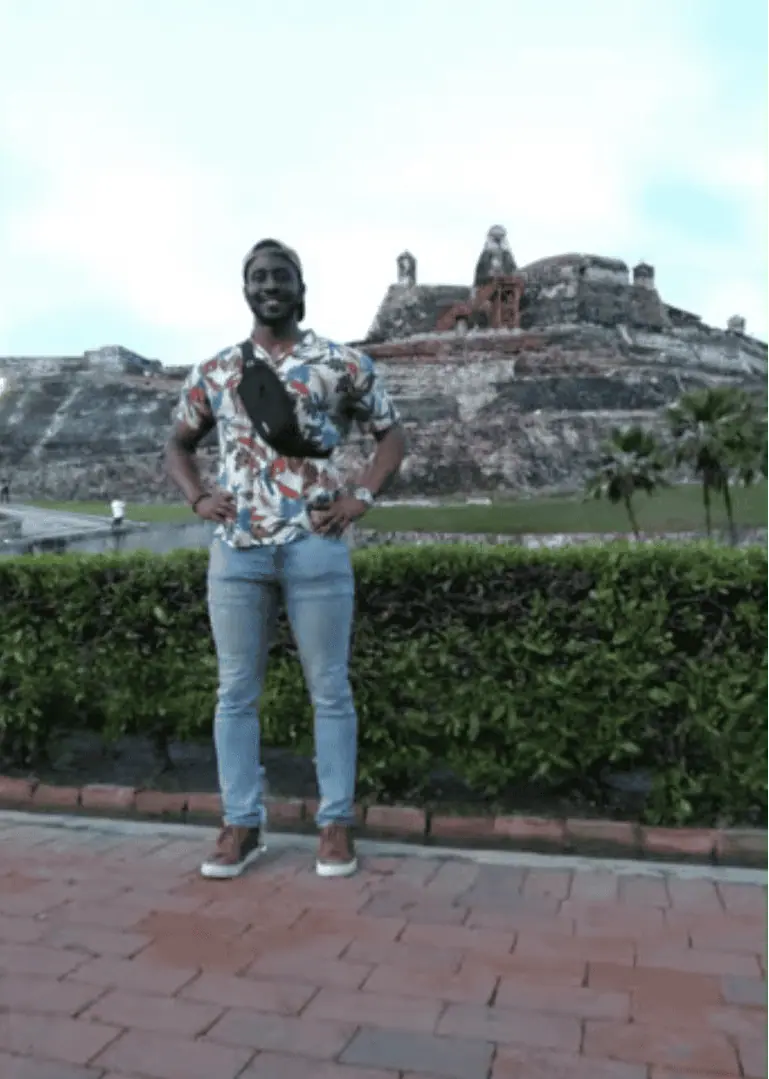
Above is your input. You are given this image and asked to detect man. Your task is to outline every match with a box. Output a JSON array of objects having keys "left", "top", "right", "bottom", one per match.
[
  {"left": 0, "top": 475, "right": 9, "bottom": 504},
  {"left": 110, "top": 498, "right": 125, "bottom": 530},
  {"left": 165, "top": 239, "right": 405, "bottom": 881}
]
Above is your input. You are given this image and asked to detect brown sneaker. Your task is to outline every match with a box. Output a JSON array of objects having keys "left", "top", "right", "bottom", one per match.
[
  {"left": 316, "top": 823, "right": 357, "bottom": 878},
  {"left": 200, "top": 825, "right": 264, "bottom": 880}
]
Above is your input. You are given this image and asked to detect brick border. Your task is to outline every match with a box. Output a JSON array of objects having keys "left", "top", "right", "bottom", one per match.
[{"left": 0, "top": 775, "right": 765, "bottom": 868}]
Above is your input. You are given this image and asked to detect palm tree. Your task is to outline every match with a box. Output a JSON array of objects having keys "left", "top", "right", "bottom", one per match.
[
  {"left": 585, "top": 425, "right": 668, "bottom": 539},
  {"left": 667, "top": 387, "right": 766, "bottom": 543}
]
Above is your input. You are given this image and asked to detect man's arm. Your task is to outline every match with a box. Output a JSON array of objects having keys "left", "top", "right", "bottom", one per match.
[
  {"left": 165, "top": 418, "right": 236, "bottom": 522},
  {"left": 312, "top": 422, "right": 405, "bottom": 536},
  {"left": 347, "top": 349, "right": 406, "bottom": 497},
  {"left": 165, "top": 419, "right": 214, "bottom": 506},
  {"left": 354, "top": 424, "right": 407, "bottom": 497},
  {"left": 165, "top": 363, "right": 237, "bottom": 522},
  {"left": 311, "top": 350, "right": 406, "bottom": 534}
]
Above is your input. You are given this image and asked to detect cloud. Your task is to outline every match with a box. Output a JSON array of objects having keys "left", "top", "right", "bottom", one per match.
[{"left": 0, "top": 0, "right": 765, "bottom": 363}]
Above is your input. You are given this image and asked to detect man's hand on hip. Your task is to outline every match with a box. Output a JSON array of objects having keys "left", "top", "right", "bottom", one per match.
[
  {"left": 194, "top": 489, "right": 237, "bottom": 522},
  {"left": 310, "top": 495, "right": 369, "bottom": 536}
]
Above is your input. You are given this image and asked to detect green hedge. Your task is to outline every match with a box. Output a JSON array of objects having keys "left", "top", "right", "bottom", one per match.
[{"left": 0, "top": 544, "right": 766, "bottom": 827}]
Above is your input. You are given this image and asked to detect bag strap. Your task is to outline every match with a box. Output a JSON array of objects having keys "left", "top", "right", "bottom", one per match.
[{"left": 240, "top": 338, "right": 259, "bottom": 370}]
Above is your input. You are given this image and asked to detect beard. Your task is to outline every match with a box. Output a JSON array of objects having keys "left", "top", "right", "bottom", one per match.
[
  {"left": 245, "top": 287, "right": 305, "bottom": 326},
  {"left": 246, "top": 295, "right": 290, "bottom": 324}
]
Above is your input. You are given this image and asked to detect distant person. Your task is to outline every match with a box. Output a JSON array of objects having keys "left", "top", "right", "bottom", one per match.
[
  {"left": 110, "top": 498, "right": 125, "bottom": 530},
  {"left": 0, "top": 476, "right": 9, "bottom": 504},
  {"left": 165, "top": 238, "right": 405, "bottom": 881}
]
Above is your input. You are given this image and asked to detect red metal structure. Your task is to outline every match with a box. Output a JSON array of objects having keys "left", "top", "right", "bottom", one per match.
[{"left": 434, "top": 274, "right": 524, "bottom": 333}]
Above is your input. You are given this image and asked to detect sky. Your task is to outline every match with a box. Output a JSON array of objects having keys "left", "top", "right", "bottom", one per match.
[{"left": 0, "top": 0, "right": 766, "bottom": 367}]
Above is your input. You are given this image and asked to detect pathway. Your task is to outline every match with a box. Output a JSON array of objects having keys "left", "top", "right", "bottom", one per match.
[
  {"left": 0, "top": 814, "right": 765, "bottom": 1078},
  {"left": 1, "top": 504, "right": 115, "bottom": 541}
]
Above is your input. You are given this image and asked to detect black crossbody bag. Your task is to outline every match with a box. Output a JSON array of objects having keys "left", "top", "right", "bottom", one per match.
[{"left": 236, "top": 339, "right": 332, "bottom": 459}]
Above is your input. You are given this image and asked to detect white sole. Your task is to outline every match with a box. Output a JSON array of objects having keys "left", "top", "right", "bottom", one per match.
[
  {"left": 199, "top": 842, "right": 266, "bottom": 880},
  {"left": 315, "top": 857, "right": 358, "bottom": 879}
]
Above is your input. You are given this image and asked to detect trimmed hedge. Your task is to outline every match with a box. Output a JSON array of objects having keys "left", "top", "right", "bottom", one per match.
[{"left": 0, "top": 544, "right": 766, "bottom": 827}]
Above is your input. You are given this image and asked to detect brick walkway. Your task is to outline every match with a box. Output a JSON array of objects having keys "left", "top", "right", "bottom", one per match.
[{"left": 0, "top": 817, "right": 765, "bottom": 1079}]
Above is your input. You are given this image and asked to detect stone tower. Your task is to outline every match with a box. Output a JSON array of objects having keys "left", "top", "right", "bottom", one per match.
[
  {"left": 632, "top": 262, "right": 655, "bottom": 290},
  {"left": 473, "top": 225, "right": 516, "bottom": 289},
  {"left": 396, "top": 251, "right": 417, "bottom": 288}
]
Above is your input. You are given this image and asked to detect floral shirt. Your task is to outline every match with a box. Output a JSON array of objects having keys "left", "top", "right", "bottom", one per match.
[{"left": 173, "top": 330, "right": 400, "bottom": 548}]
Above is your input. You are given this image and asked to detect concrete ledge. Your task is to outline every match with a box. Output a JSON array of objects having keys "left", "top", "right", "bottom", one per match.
[
  {"left": 0, "top": 511, "right": 23, "bottom": 539},
  {"left": 0, "top": 775, "right": 764, "bottom": 869},
  {"left": 0, "top": 809, "right": 766, "bottom": 885},
  {"left": 353, "top": 526, "right": 768, "bottom": 551}
]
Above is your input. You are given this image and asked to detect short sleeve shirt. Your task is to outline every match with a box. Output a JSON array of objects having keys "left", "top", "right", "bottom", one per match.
[{"left": 173, "top": 330, "right": 400, "bottom": 548}]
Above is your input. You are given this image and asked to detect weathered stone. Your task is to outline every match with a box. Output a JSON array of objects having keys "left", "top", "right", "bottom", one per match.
[{"left": 366, "top": 283, "right": 471, "bottom": 344}]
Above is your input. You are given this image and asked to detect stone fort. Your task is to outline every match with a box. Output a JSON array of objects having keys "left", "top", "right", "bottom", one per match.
[{"left": 0, "top": 226, "right": 766, "bottom": 501}]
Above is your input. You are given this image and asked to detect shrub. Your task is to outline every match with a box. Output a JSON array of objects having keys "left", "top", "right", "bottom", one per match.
[{"left": 0, "top": 543, "right": 766, "bottom": 827}]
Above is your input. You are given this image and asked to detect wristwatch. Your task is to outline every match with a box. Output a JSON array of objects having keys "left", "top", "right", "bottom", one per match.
[{"left": 353, "top": 486, "right": 375, "bottom": 508}]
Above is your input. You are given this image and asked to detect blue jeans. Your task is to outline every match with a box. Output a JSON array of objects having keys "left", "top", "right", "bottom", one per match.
[{"left": 207, "top": 533, "right": 358, "bottom": 830}]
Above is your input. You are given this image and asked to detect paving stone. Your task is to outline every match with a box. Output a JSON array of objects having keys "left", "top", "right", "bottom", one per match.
[
  {"left": 205, "top": 1008, "right": 355, "bottom": 1058},
  {"left": 635, "top": 944, "right": 762, "bottom": 977},
  {"left": 0, "top": 1012, "right": 121, "bottom": 1065},
  {"left": 340, "top": 1025, "right": 494, "bottom": 1078},
  {"left": 0, "top": 974, "right": 104, "bottom": 1015},
  {"left": 583, "top": 1019, "right": 740, "bottom": 1073},
  {"left": 0, "top": 1052, "right": 106, "bottom": 1079},
  {"left": 303, "top": 985, "right": 443, "bottom": 1030},
  {"left": 0, "top": 915, "right": 47, "bottom": 945},
  {"left": 495, "top": 979, "right": 630, "bottom": 1019},
  {"left": 492, "top": 1046, "right": 648, "bottom": 1078},
  {"left": 0, "top": 943, "right": 85, "bottom": 977},
  {"left": 587, "top": 962, "right": 722, "bottom": 1004},
  {"left": 437, "top": 1002, "right": 581, "bottom": 1050},
  {"left": 239, "top": 1054, "right": 396, "bottom": 1078},
  {"left": 648, "top": 1070, "right": 742, "bottom": 1079},
  {"left": 41, "top": 924, "right": 151, "bottom": 958},
  {"left": 721, "top": 974, "right": 767, "bottom": 1008},
  {"left": 93, "top": 1028, "right": 252, "bottom": 1079},
  {"left": 362, "top": 959, "right": 497, "bottom": 1003},
  {"left": 180, "top": 971, "right": 317, "bottom": 1014},
  {"left": 68, "top": 955, "right": 198, "bottom": 994},
  {"left": 738, "top": 1035, "right": 769, "bottom": 1078},
  {"left": 82, "top": 988, "right": 223, "bottom": 1035}
]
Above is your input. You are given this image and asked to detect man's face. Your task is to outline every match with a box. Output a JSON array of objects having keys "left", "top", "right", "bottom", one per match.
[{"left": 244, "top": 250, "right": 302, "bottom": 325}]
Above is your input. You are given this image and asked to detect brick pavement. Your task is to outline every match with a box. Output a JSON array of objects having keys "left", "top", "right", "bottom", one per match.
[{"left": 0, "top": 816, "right": 765, "bottom": 1079}]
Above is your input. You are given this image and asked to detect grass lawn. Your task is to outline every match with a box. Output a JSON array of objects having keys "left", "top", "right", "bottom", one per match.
[{"left": 28, "top": 480, "right": 768, "bottom": 534}]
